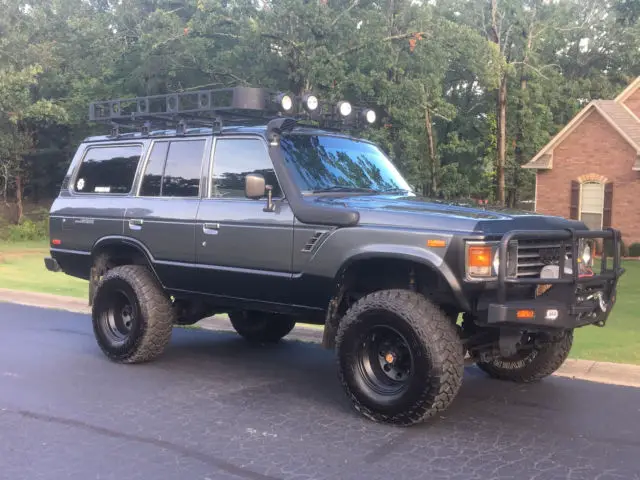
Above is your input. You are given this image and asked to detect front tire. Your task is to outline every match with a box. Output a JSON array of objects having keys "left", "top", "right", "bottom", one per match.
[
  {"left": 92, "top": 265, "right": 175, "bottom": 363},
  {"left": 476, "top": 330, "right": 573, "bottom": 382},
  {"left": 228, "top": 311, "right": 296, "bottom": 343},
  {"left": 336, "top": 290, "right": 464, "bottom": 426}
]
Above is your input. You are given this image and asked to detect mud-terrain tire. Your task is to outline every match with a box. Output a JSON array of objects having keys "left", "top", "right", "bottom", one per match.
[
  {"left": 91, "top": 265, "right": 175, "bottom": 363},
  {"left": 476, "top": 330, "right": 573, "bottom": 383},
  {"left": 335, "top": 289, "right": 464, "bottom": 426},
  {"left": 228, "top": 311, "right": 296, "bottom": 343}
]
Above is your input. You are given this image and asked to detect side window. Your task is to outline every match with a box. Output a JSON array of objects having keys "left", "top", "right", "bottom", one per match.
[
  {"left": 139, "top": 139, "right": 206, "bottom": 197},
  {"left": 211, "top": 138, "right": 282, "bottom": 198},
  {"left": 163, "top": 140, "right": 205, "bottom": 197},
  {"left": 140, "top": 142, "right": 168, "bottom": 196},
  {"left": 74, "top": 145, "right": 142, "bottom": 194}
]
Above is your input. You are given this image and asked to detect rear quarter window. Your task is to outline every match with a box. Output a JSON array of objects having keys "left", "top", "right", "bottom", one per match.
[{"left": 73, "top": 144, "right": 143, "bottom": 194}]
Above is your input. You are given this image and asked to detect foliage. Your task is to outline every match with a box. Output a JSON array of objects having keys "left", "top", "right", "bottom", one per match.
[
  {"left": 4, "top": 218, "right": 49, "bottom": 242},
  {"left": 0, "top": 0, "right": 640, "bottom": 215},
  {"left": 628, "top": 243, "right": 640, "bottom": 257}
]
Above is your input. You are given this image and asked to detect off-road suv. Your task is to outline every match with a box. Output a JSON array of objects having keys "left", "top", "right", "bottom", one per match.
[{"left": 45, "top": 87, "right": 624, "bottom": 426}]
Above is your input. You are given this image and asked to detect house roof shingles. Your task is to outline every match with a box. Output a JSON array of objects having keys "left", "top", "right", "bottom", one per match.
[
  {"left": 523, "top": 77, "right": 640, "bottom": 171},
  {"left": 594, "top": 100, "right": 640, "bottom": 149}
]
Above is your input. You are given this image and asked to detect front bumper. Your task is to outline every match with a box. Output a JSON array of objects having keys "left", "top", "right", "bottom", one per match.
[{"left": 487, "top": 228, "right": 624, "bottom": 330}]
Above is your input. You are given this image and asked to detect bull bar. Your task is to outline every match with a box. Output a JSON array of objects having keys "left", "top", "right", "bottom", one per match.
[{"left": 488, "top": 228, "right": 625, "bottom": 329}]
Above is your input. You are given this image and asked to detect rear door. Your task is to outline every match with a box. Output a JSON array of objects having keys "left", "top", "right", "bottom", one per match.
[
  {"left": 195, "top": 136, "right": 295, "bottom": 304},
  {"left": 124, "top": 137, "right": 210, "bottom": 291}
]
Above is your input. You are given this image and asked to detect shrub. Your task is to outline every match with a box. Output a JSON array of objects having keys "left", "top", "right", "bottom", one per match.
[
  {"left": 629, "top": 243, "right": 640, "bottom": 257},
  {"left": 603, "top": 238, "right": 627, "bottom": 258},
  {"left": 6, "top": 218, "right": 49, "bottom": 242}
]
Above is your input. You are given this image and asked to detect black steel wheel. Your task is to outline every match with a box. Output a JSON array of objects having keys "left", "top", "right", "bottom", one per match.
[
  {"left": 92, "top": 265, "right": 175, "bottom": 363},
  {"left": 336, "top": 289, "right": 464, "bottom": 426},
  {"left": 99, "top": 287, "right": 137, "bottom": 345},
  {"left": 476, "top": 330, "right": 573, "bottom": 383},
  {"left": 354, "top": 325, "right": 415, "bottom": 400},
  {"left": 228, "top": 311, "right": 296, "bottom": 343}
]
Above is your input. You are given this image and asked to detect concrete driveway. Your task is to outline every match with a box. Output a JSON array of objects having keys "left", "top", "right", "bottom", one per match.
[{"left": 1, "top": 302, "right": 639, "bottom": 480}]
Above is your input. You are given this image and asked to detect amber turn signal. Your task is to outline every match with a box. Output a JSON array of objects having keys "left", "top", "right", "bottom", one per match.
[
  {"left": 516, "top": 309, "right": 535, "bottom": 319},
  {"left": 427, "top": 239, "right": 446, "bottom": 248},
  {"left": 467, "top": 245, "right": 492, "bottom": 276}
]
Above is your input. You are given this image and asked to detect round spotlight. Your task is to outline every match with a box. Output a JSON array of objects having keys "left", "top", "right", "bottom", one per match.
[
  {"left": 303, "top": 93, "right": 319, "bottom": 112},
  {"left": 337, "top": 101, "right": 352, "bottom": 117},
  {"left": 280, "top": 94, "right": 293, "bottom": 112},
  {"left": 363, "top": 109, "right": 376, "bottom": 124}
]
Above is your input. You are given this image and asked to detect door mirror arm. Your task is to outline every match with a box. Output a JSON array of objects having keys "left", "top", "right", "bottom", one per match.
[{"left": 264, "top": 185, "right": 275, "bottom": 212}]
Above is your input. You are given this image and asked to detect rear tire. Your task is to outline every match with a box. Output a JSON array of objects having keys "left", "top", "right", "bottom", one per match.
[
  {"left": 335, "top": 289, "right": 464, "bottom": 426},
  {"left": 476, "top": 330, "right": 573, "bottom": 383},
  {"left": 228, "top": 311, "right": 296, "bottom": 343},
  {"left": 91, "top": 265, "right": 175, "bottom": 363}
]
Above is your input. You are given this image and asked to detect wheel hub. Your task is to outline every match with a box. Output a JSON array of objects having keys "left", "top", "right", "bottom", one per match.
[
  {"left": 377, "top": 343, "right": 410, "bottom": 382},
  {"left": 100, "top": 289, "right": 136, "bottom": 345},
  {"left": 121, "top": 305, "right": 133, "bottom": 330},
  {"left": 356, "top": 325, "right": 414, "bottom": 395}
]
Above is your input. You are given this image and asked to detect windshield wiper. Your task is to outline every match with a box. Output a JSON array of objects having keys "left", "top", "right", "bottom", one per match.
[
  {"left": 377, "top": 187, "right": 411, "bottom": 194},
  {"left": 311, "top": 186, "right": 378, "bottom": 193}
]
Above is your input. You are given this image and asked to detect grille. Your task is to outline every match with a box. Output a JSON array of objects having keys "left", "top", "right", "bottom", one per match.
[{"left": 515, "top": 239, "right": 573, "bottom": 278}]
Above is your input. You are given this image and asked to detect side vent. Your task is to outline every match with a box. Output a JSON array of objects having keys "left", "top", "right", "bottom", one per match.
[{"left": 301, "top": 231, "right": 327, "bottom": 253}]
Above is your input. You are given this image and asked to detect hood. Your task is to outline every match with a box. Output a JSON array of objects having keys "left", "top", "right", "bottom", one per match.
[{"left": 309, "top": 194, "right": 587, "bottom": 234}]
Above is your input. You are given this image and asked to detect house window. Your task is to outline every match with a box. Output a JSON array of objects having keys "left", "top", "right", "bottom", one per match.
[{"left": 580, "top": 181, "right": 605, "bottom": 230}]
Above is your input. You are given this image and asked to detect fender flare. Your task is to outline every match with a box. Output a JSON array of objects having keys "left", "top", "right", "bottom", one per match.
[
  {"left": 333, "top": 245, "right": 469, "bottom": 311},
  {"left": 321, "top": 245, "right": 469, "bottom": 349},
  {"left": 91, "top": 236, "right": 162, "bottom": 285}
]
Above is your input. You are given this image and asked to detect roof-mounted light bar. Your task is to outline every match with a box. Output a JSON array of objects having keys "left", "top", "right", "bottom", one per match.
[{"left": 89, "top": 86, "right": 378, "bottom": 136}]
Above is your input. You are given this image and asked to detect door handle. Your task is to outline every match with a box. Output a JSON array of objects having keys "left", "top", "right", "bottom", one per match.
[
  {"left": 203, "top": 223, "right": 220, "bottom": 235},
  {"left": 128, "top": 219, "right": 143, "bottom": 231}
]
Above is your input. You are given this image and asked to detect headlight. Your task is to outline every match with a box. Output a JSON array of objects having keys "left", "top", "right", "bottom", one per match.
[
  {"left": 493, "top": 249, "right": 500, "bottom": 275},
  {"left": 578, "top": 239, "right": 593, "bottom": 267}
]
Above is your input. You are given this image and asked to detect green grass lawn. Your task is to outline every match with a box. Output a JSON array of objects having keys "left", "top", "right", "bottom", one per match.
[
  {"left": 570, "top": 260, "right": 640, "bottom": 364},
  {"left": 1, "top": 240, "right": 638, "bottom": 364},
  {"left": 0, "top": 240, "right": 88, "bottom": 298}
]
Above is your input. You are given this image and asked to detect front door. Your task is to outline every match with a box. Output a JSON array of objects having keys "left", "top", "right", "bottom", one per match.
[
  {"left": 124, "top": 137, "right": 210, "bottom": 291},
  {"left": 195, "top": 136, "right": 295, "bottom": 305}
]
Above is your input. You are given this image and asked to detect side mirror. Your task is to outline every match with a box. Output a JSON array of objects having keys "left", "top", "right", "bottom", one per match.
[{"left": 245, "top": 173, "right": 266, "bottom": 199}]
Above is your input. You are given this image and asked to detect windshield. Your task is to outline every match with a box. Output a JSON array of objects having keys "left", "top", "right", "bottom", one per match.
[{"left": 280, "top": 134, "right": 413, "bottom": 194}]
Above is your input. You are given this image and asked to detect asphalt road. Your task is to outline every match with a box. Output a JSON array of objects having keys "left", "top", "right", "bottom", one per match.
[{"left": 1, "top": 303, "right": 640, "bottom": 480}]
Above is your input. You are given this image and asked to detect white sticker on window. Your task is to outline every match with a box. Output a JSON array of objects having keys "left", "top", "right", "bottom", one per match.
[
  {"left": 94, "top": 186, "right": 111, "bottom": 193},
  {"left": 76, "top": 178, "right": 85, "bottom": 191}
]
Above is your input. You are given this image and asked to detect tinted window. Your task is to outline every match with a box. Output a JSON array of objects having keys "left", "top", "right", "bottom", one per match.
[
  {"left": 74, "top": 145, "right": 142, "bottom": 194},
  {"left": 138, "top": 140, "right": 205, "bottom": 197},
  {"left": 280, "top": 135, "right": 411, "bottom": 193},
  {"left": 163, "top": 140, "right": 205, "bottom": 197},
  {"left": 211, "top": 139, "right": 282, "bottom": 198},
  {"left": 139, "top": 142, "right": 169, "bottom": 196}
]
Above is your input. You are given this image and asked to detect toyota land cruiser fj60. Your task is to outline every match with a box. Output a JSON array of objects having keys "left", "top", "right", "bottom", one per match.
[{"left": 45, "top": 87, "right": 625, "bottom": 426}]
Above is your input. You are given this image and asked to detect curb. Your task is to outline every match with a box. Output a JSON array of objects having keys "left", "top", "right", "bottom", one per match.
[{"left": 0, "top": 289, "right": 639, "bottom": 388}]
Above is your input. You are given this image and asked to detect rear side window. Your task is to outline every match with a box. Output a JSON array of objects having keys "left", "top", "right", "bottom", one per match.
[
  {"left": 74, "top": 145, "right": 142, "bottom": 194},
  {"left": 139, "top": 140, "right": 206, "bottom": 197}
]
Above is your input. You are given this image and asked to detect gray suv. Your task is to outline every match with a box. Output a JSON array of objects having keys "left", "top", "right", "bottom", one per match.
[{"left": 45, "top": 87, "right": 624, "bottom": 426}]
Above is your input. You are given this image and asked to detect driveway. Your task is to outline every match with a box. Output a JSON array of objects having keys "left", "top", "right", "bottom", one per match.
[{"left": 1, "top": 302, "right": 639, "bottom": 480}]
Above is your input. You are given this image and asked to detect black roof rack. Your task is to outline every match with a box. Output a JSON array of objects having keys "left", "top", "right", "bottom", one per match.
[{"left": 89, "top": 86, "right": 377, "bottom": 137}]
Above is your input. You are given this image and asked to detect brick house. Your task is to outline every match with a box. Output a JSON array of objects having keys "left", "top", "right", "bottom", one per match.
[{"left": 523, "top": 77, "right": 640, "bottom": 246}]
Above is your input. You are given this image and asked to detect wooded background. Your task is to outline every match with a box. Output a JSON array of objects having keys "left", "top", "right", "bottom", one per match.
[{"left": 2, "top": 0, "right": 640, "bottom": 224}]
